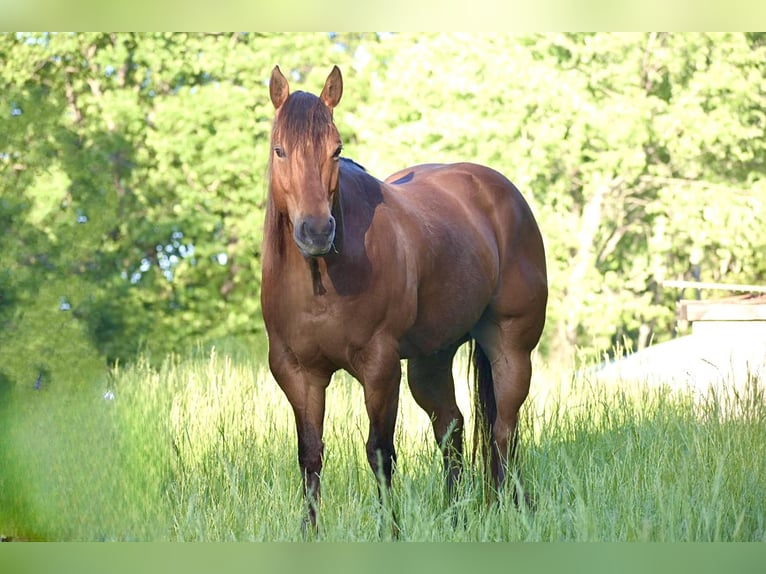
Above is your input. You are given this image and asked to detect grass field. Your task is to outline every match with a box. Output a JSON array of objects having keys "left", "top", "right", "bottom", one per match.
[{"left": 1, "top": 346, "right": 765, "bottom": 541}]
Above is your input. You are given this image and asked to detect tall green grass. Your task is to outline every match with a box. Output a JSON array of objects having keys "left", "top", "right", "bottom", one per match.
[{"left": 1, "top": 347, "right": 764, "bottom": 541}]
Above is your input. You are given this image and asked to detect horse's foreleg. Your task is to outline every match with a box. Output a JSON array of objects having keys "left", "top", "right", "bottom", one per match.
[
  {"left": 271, "top": 355, "right": 331, "bottom": 532},
  {"left": 294, "top": 392, "right": 326, "bottom": 532},
  {"left": 363, "top": 370, "right": 400, "bottom": 493},
  {"left": 357, "top": 341, "right": 402, "bottom": 536}
]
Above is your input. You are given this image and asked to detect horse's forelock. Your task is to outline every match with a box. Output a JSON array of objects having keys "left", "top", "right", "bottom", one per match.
[{"left": 272, "top": 91, "right": 335, "bottom": 151}]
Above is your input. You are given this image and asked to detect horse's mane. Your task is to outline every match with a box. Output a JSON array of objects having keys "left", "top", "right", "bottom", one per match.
[{"left": 339, "top": 157, "right": 367, "bottom": 173}]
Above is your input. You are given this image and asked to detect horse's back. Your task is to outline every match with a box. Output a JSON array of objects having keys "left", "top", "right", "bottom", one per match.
[
  {"left": 385, "top": 162, "right": 530, "bottom": 215},
  {"left": 384, "top": 162, "right": 544, "bottom": 264},
  {"left": 385, "top": 163, "right": 446, "bottom": 186}
]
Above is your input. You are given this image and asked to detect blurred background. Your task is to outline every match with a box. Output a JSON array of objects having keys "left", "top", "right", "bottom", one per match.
[{"left": 2, "top": 32, "right": 765, "bottom": 392}]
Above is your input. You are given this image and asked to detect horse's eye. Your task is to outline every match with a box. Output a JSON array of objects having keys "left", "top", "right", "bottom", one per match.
[
  {"left": 332, "top": 145, "right": 342, "bottom": 160},
  {"left": 273, "top": 146, "right": 286, "bottom": 159}
]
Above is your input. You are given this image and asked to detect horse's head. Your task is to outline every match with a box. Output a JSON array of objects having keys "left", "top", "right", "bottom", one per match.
[{"left": 268, "top": 65, "right": 343, "bottom": 258}]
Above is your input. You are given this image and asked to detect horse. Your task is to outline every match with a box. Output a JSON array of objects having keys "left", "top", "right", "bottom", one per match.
[{"left": 261, "top": 65, "right": 548, "bottom": 530}]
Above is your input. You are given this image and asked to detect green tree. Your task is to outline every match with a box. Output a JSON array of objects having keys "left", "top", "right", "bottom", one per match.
[
  {"left": 332, "top": 33, "right": 766, "bottom": 358},
  {"left": 0, "top": 32, "right": 358, "bottom": 389},
  {"left": 2, "top": 32, "right": 764, "bottom": 387}
]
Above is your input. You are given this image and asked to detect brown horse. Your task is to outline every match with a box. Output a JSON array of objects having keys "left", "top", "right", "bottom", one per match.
[{"left": 261, "top": 65, "right": 547, "bottom": 529}]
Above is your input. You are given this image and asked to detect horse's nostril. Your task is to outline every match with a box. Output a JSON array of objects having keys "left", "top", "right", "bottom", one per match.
[
  {"left": 295, "top": 215, "right": 336, "bottom": 256},
  {"left": 304, "top": 216, "right": 334, "bottom": 238}
]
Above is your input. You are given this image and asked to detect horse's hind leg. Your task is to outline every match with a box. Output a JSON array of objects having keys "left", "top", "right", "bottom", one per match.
[
  {"left": 472, "top": 316, "right": 539, "bottom": 504},
  {"left": 407, "top": 342, "right": 464, "bottom": 496}
]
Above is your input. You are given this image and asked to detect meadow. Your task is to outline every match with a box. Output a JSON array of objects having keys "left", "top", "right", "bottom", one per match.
[{"left": 1, "top": 346, "right": 765, "bottom": 542}]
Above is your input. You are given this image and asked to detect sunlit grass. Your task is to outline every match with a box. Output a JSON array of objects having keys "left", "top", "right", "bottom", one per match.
[{"left": 1, "top": 346, "right": 764, "bottom": 541}]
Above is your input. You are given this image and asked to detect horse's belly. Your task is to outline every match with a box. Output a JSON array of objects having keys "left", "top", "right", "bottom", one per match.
[
  {"left": 399, "top": 292, "right": 488, "bottom": 358},
  {"left": 399, "top": 329, "right": 470, "bottom": 359}
]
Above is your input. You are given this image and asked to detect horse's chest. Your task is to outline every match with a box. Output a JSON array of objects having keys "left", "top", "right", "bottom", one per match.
[
  {"left": 271, "top": 281, "right": 370, "bottom": 336},
  {"left": 271, "top": 299, "right": 365, "bottom": 370},
  {"left": 264, "top": 250, "right": 413, "bottom": 365}
]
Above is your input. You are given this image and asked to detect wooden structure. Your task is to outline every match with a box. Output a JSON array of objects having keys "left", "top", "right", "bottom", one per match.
[
  {"left": 592, "top": 283, "right": 766, "bottom": 393},
  {"left": 677, "top": 293, "right": 766, "bottom": 338}
]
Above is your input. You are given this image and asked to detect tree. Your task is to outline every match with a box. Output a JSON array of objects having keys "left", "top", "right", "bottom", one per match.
[
  {"left": 333, "top": 33, "right": 766, "bottom": 358},
  {"left": 2, "top": 32, "right": 764, "bottom": 387},
  {"left": 0, "top": 32, "right": 358, "bottom": 389}
]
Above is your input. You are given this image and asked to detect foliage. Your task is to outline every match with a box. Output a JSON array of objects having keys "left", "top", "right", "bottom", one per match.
[{"left": 1, "top": 32, "right": 765, "bottom": 385}]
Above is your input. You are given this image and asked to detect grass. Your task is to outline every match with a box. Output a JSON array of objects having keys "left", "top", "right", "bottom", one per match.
[{"left": 1, "top": 346, "right": 765, "bottom": 541}]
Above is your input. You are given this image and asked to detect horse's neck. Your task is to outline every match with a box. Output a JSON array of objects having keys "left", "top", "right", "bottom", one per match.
[
  {"left": 332, "top": 166, "right": 380, "bottom": 254},
  {"left": 330, "top": 186, "right": 344, "bottom": 254}
]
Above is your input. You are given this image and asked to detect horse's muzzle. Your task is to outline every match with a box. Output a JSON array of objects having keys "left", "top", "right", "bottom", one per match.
[{"left": 294, "top": 215, "right": 336, "bottom": 257}]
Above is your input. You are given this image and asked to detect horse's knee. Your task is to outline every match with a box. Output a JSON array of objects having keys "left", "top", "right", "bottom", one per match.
[
  {"left": 492, "top": 418, "right": 516, "bottom": 454},
  {"left": 437, "top": 412, "right": 464, "bottom": 452},
  {"left": 366, "top": 441, "right": 396, "bottom": 482},
  {"left": 299, "top": 450, "right": 322, "bottom": 476},
  {"left": 297, "top": 432, "right": 324, "bottom": 475}
]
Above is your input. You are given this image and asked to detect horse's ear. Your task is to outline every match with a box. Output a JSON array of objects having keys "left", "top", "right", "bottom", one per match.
[
  {"left": 270, "top": 65, "right": 289, "bottom": 109},
  {"left": 320, "top": 65, "right": 343, "bottom": 110}
]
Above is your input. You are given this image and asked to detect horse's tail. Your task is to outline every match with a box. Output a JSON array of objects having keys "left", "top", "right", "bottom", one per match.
[{"left": 470, "top": 339, "right": 496, "bottom": 484}]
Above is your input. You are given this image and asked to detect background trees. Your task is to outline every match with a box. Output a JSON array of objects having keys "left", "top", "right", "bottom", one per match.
[{"left": 2, "top": 32, "right": 764, "bottom": 390}]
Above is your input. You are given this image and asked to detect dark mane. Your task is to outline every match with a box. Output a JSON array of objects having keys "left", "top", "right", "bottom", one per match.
[
  {"left": 263, "top": 192, "right": 286, "bottom": 264},
  {"left": 340, "top": 157, "right": 367, "bottom": 172}
]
